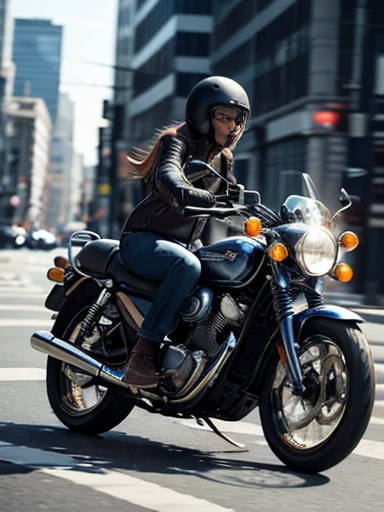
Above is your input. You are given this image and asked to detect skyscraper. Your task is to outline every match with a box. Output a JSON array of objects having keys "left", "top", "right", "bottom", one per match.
[
  {"left": 0, "top": 0, "right": 14, "bottom": 223},
  {"left": 12, "top": 18, "right": 63, "bottom": 124}
]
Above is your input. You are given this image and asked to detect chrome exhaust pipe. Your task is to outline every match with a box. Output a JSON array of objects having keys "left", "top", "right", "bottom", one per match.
[{"left": 31, "top": 331, "right": 128, "bottom": 388}]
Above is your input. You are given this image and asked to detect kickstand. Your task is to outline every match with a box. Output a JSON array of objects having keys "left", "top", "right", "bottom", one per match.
[{"left": 198, "top": 417, "right": 246, "bottom": 449}]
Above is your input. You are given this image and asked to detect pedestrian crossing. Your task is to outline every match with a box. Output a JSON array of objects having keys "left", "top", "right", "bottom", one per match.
[
  {"left": 1, "top": 251, "right": 384, "bottom": 511},
  {"left": 0, "top": 440, "right": 233, "bottom": 512},
  {"left": 0, "top": 406, "right": 384, "bottom": 512}
]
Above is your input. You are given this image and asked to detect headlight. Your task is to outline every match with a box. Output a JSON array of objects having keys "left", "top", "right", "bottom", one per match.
[{"left": 295, "top": 227, "right": 337, "bottom": 276}]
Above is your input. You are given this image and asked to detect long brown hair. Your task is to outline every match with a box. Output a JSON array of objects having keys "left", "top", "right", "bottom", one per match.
[{"left": 125, "top": 122, "right": 184, "bottom": 179}]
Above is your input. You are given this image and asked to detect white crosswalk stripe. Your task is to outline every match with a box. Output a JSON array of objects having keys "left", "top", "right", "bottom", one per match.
[
  {"left": 172, "top": 417, "right": 384, "bottom": 462},
  {"left": 0, "top": 442, "right": 233, "bottom": 512}
]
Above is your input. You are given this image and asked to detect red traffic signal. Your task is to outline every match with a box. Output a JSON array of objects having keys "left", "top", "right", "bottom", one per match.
[{"left": 313, "top": 110, "right": 340, "bottom": 127}]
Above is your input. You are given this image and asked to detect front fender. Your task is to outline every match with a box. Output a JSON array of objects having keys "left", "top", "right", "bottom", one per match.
[{"left": 294, "top": 305, "right": 363, "bottom": 340}]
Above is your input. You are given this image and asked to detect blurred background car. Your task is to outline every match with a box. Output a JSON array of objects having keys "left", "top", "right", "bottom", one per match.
[
  {"left": 0, "top": 225, "right": 27, "bottom": 249},
  {"left": 25, "top": 229, "right": 58, "bottom": 250}
]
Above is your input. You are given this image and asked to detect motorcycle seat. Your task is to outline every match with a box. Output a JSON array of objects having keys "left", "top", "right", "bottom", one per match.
[{"left": 75, "top": 239, "right": 158, "bottom": 299}]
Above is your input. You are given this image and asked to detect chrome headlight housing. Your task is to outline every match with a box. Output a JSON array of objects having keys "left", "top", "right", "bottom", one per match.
[{"left": 295, "top": 227, "right": 337, "bottom": 276}]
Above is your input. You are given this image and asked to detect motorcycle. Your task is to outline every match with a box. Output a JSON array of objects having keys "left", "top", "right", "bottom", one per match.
[{"left": 31, "top": 162, "right": 375, "bottom": 473}]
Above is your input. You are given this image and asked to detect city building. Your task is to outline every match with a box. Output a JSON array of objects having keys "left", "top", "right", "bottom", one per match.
[
  {"left": 0, "top": 0, "right": 14, "bottom": 98},
  {"left": 0, "top": 0, "right": 14, "bottom": 223},
  {"left": 46, "top": 93, "right": 74, "bottom": 231},
  {"left": 211, "top": 0, "right": 384, "bottom": 296},
  {"left": 103, "top": 0, "right": 384, "bottom": 298},
  {"left": 12, "top": 18, "right": 63, "bottom": 124},
  {"left": 106, "top": 0, "right": 213, "bottom": 236},
  {"left": 6, "top": 97, "right": 52, "bottom": 228},
  {"left": 129, "top": 0, "right": 213, "bottom": 142}
]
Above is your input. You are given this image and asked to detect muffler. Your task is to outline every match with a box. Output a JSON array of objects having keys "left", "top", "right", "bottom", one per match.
[{"left": 31, "top": 330, "right": 129, "bottom": 388}]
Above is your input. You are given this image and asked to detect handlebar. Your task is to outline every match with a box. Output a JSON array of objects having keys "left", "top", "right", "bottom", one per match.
[{"left": 183, "top": 205, "right": 247, "bottom": 219}]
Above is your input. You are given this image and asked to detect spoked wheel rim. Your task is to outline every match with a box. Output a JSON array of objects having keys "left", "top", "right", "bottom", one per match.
[
  {"left": 58, "top": 315, "right": 110, "bottom": 417},
  {"left": 271, "top": 335, "right": 348, "bottom": 449}
]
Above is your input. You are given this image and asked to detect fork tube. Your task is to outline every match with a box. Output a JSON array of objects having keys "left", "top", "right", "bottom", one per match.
[{"left": 271, "top": 262, "right": 304, "bottom": 394}]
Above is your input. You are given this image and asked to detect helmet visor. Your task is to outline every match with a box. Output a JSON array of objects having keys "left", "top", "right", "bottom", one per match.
[{"left": 211, "top": 106, "right": 249, "bottom": 130}]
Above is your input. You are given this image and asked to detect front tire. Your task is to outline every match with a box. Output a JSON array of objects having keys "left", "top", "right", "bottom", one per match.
[
  {"left": 46, "top": 282, "right": 135, "bottom": 435},
  {"left": 259, "top": 319, "right": 375, "bottom": 473}
]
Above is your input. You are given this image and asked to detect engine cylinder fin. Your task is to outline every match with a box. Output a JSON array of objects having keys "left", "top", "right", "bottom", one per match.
[{"left": 189, "top": 309, "right": 229, "bottom": 357}]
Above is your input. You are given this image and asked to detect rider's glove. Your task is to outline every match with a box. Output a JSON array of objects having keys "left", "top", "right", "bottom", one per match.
[{"left": 227, "top": 183, "right": 244, "bottom": 201}]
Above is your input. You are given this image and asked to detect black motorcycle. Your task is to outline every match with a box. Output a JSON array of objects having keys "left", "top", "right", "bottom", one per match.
[{"left": 31, "top": 163, "right": 375, "bottom": 473}]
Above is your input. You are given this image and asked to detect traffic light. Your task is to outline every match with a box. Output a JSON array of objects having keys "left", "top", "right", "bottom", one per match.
[{"left": 312, "top": 109, "right": 348, "bottom": 133}]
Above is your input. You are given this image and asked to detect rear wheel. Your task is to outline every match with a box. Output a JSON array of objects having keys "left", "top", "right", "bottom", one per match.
[
  {"left": 47, "top": 284, "right": 135, "bottom": 435},
  {"left": 259, "top": 319, "right": 375, "bottom": 473}
]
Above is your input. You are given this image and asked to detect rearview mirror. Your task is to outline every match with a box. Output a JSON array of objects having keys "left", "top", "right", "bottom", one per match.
[{"left": 339, "top": 188, "right": 351, "bottom": 208}]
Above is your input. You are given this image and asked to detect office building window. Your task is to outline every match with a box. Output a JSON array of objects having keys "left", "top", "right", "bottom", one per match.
[
  {"left": 131, "top": 96, "right": 173, "bottom": 142},
  {"left": 176, "top": 32, "right": 211, "bottom": 57},
  {"left": 135, "top": 1, "right": 175, "bottom": 53},
  {"left": 214, "top": 0, "right": 258, "bottom": 48},
  {"left": 136, "top": 0, "right": 147, "bottom": 10},
  {"left": 265, "top": 138, "right": 308, "bottom": 208},
  {"left": 135, "top": 0, "right": 212, "bottom": 53},
  {"left": 214, "top": 41, "right": 253, "bottom": 76},
  {"left": 133, "top": 38, "right": 175, "bottom": 96},
  {"left": 176, "top": 73, "right": 208, "bottom": 97},
  {"left": 175, "top": 0, "right": 212, "bottom": 15}
]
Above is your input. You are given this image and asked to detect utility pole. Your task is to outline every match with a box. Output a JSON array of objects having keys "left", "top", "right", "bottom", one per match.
[
  {"left": 108, "top": 103, "right": 125, "bottom": 239},
  {"left": 345, "top": 0, "right": 373, "bottom": 297}
]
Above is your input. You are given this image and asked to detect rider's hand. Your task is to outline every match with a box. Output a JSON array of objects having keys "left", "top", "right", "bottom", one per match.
[{"left": 227, "top": 183, "right": 243, "bottom": 201}]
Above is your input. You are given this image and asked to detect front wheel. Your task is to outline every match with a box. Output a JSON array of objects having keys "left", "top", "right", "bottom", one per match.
[{"left": 259, "top": 319, "right": 375, "bottom": 473}]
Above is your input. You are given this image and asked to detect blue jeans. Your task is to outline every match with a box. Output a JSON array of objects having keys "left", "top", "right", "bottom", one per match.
[{"left": 120, "top": 231, "right": 201, "bottom": 343}]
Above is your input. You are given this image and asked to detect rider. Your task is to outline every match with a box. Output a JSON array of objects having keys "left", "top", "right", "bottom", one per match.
[{"left": 120, "top": 76, "right": 250, "bottom": 389}]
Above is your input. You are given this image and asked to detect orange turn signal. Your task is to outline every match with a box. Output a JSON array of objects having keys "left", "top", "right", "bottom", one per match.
[
  {"left": 269, "top": 243, "right": 289, "bottom": 262},
  {"left": 244, "top": 217, "right": 262, "bottom": 237},
  {"left": 47, "top": 267, "right": 65, "bottom": 283},
  {"left": 335, "top": 263, "right": 354, "bottom": 282},
  {"left": 339, "top": 231, "right": 359, "bottom": 251}
]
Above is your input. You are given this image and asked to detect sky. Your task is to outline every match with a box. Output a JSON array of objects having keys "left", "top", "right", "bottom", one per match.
[{"left": 11, "top": 0, "right": 119, "bottom": 166}]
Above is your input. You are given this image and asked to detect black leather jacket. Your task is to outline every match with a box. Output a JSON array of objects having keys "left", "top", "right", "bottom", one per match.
[{"left": 121, "top": 125, "right": 234, "bottom": 245}]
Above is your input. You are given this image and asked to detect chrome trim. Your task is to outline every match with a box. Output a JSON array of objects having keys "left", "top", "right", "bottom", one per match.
[
  {"left": 169, "top": 332, "right": 237, "bottom": 405},
  {"left": 171, "top": 351, "right": 206, "bottom": 397},
  {"left": 68, "top": 230, "right": 101, "bottom": 278},
  {"left": 30, "top": 331, "right": 131, "bottom": 389},
  {"left": 31, "top": 331, "right": 102, "bottom": 377}
]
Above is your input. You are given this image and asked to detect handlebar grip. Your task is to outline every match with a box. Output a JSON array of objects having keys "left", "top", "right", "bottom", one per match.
[{"left": 214, "top": 194, "right": 230, "bottom": 200}]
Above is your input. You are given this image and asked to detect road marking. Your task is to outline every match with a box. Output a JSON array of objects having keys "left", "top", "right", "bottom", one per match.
[
  {"left": 0, "top": 443, "right": 233, "bottom": 512},
  {"left": 353, "top": 439, "right": 384, "bottom": 461},
  {"left": 0, "top": 285, "right": 45, "bottom": 292},
  {"left": 370, "top": 415, "right": 384, "bottom": 426},
  {"left": 0, "top": 368, "right": 46, "bottom": 381},
  {"left": 176, "top": 418, "right": 264, "bottom": 437},
  {"left": 0, "top": 319, "right": 53, "bottom": 327},
  {"left": 175, "top": 417, "right": 384, "bottom": 461},
  {"left": 0, "top": 291, "right": 47, "bottom": 297},
  {"left": 354, "top": 308, "right": 384, "bottom": 317},
  {"left": 0, "top": 305, "right": 48, "bottom": 312}
]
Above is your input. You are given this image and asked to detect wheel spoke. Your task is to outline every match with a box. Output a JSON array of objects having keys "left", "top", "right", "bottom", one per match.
[{"left": 271, "top": 336, "right": 348, "bottom": 449}]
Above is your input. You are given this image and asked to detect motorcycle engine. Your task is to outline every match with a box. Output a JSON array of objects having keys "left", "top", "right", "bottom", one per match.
[{"left": 178, "top": 288, "right": 247, "bottom": 357}]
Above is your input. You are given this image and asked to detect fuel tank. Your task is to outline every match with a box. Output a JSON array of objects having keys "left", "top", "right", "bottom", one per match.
[{"left": 197, "top": 236, "right": 265, "bottom": 287}]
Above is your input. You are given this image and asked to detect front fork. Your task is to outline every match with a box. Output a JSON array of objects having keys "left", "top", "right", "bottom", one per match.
[{"left": 270, "top": 262, "right": 304, "bottom": 394}]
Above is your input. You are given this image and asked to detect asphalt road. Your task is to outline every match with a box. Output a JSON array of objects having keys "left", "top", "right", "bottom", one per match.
[{"left": 0, "top": 248, "right": 384, "bottom": 512}]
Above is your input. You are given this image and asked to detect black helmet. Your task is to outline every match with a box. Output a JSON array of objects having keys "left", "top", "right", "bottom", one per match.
[{"left": 185, "top": 76, "right": 250, "bottom": 135}]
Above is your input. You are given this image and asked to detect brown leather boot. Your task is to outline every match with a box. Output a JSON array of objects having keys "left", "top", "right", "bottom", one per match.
[{"left": 122, "top": 337, "right": 160, "bottom": 389}]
